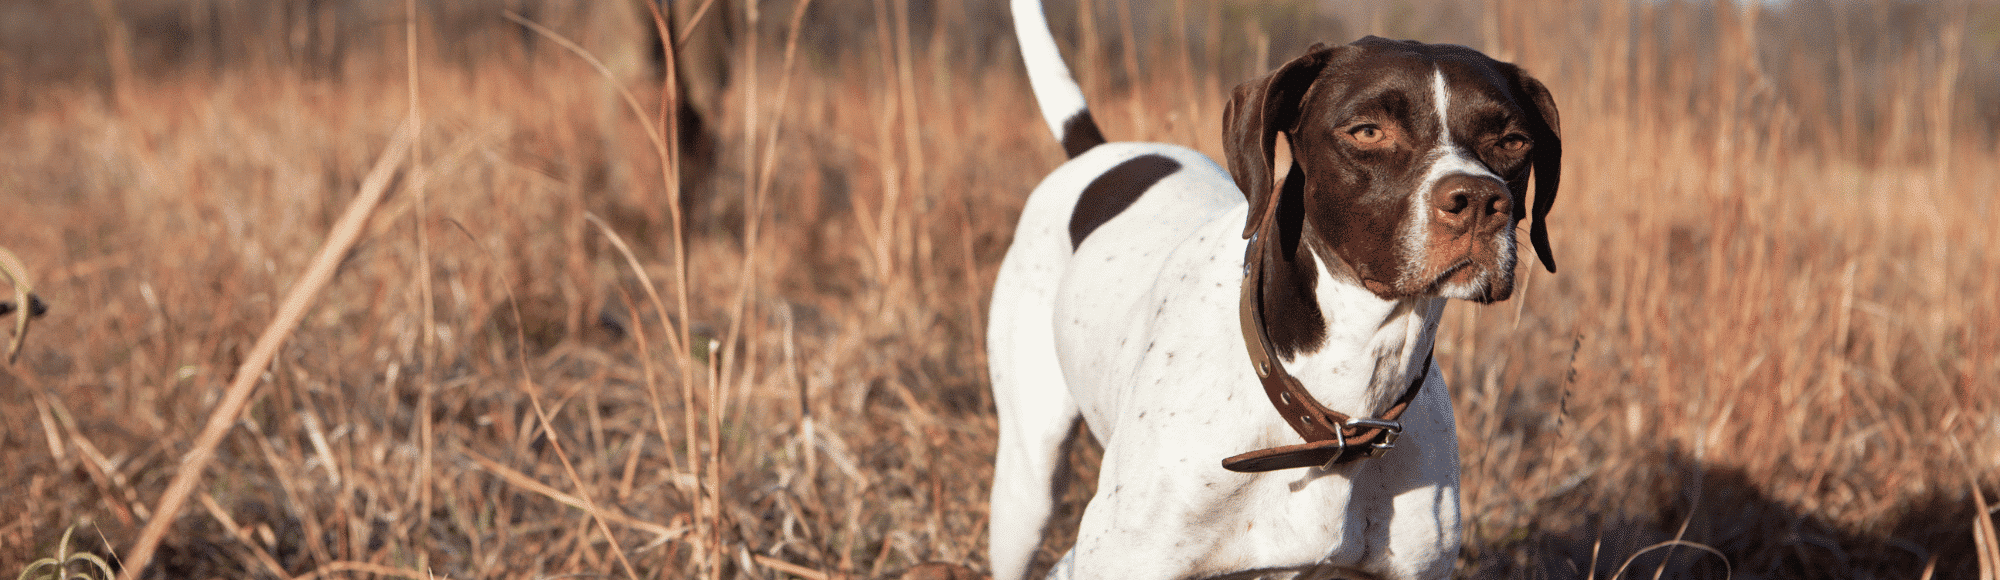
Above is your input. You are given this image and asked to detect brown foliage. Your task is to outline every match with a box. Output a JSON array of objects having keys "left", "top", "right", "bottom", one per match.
[{"left": 1, "top": 1, "right": 1995, "bottom": 578}]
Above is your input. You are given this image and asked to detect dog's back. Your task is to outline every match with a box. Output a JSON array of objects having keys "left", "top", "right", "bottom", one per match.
[{"left": 986, "top": 137, "right": 1248, "bottom": 579}]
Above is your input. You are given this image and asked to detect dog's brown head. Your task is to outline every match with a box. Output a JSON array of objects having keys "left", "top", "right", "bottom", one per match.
[{"left": 1227, "top": 37, "right": 1560, "bottom": 312}]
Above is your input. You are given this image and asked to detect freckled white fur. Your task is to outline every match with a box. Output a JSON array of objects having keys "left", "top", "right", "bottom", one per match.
[
  {"left": 991, "top": 9, "right": 1484, "bottom": 579},
  {"left": 988, "top": 141, "right": 1461, "bottom": 580}
]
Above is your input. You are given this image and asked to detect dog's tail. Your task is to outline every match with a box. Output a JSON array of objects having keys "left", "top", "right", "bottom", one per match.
[{"left": 1011, "top": 0, "right": 1104, "bottom": 158}]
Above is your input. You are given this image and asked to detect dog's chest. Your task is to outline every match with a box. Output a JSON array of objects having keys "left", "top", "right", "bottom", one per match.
[
  {"left": 1046, "top": 204, "right": 1393, "bottom": 570},
  {"left": 1061, "top": 393, "right": 1459, "bottom": 578},
  {"left": 1067, "top": 458, "right": 1397, "bottom": 577}
]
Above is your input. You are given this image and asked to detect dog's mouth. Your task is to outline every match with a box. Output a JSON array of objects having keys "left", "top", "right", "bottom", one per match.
[
  {"left": 1361, "top": 260, "right": 1476, "bottom": 299},
  {"left": 1345, "top": 232, "right": 1515, "bottom": 302},
  {"left": 1414, "top": 219, "right": 1521, "bottom": 302},
  {"left": 1433, "top": 256, "right": 1516, "bottom": 303},
  {"left": 1377, "top": 252, "right": 1515, "bottom": 303}
]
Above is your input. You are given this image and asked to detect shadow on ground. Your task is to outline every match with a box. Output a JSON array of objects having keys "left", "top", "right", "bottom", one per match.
[{"left": 1471, "top": 446, "right": 1992, "bottom": 580}]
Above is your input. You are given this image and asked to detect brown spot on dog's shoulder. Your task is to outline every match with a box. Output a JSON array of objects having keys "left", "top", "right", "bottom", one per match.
[{"left": 1069, "top": 154, "right": 1182, "bottom": 249}]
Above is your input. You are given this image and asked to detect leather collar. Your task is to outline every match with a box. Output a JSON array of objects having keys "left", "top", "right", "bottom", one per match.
[{"left": 1223, "top": 228, "right": 1433, "bottom": 473}]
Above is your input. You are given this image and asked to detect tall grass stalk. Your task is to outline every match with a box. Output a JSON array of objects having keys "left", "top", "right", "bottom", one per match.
[{"left": 114, "top": 119, "right": 413, "bottom": 580}]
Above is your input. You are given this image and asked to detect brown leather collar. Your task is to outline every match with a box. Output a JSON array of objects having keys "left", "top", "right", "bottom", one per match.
[{"left": 1222, "top": 228, "right": 1433, "bottom": 473}]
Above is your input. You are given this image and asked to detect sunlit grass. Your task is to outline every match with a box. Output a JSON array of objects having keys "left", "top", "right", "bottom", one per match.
[{"left": 0, "top": 1, "right": 1994, "bottom": 578}]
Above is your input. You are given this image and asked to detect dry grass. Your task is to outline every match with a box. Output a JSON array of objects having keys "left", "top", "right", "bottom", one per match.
[{"left": 1, "top": 1, "right": 1996, "bottom": 579}]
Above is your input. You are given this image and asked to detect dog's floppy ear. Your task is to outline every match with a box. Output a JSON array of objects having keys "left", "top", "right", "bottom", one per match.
[
  {"left": 1504, "top": 65, "right": 1561, "bottom": 273},
  {"left": 1226, "top": 44, "right": 1338, "bottom": 239}
]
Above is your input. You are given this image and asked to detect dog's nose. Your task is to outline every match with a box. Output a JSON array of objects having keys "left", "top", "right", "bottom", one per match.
[{"left": 1431, "top": 174, "right": 1510, "bottom": 230}]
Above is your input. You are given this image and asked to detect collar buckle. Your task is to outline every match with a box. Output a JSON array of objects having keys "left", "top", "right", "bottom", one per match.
[{"left": 1346, "top": 418, "right": 1403, "bottom": 458}]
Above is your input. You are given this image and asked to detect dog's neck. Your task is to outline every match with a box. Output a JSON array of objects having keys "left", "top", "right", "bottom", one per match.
[{"left": 1273, "top": 243, "right": 1444, "bottom": 420}]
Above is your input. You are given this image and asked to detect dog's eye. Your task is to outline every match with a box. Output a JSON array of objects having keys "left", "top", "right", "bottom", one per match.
[
  {"left": 1347, "top": 125, "right": 1388, "bottom": 145},
  {"left": 1498, "top": 134, "right": 1532, "bottom": 152}
]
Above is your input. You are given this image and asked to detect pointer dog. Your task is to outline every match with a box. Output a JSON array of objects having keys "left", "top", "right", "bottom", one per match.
[{"left": 986, "top": 2, "right": 1561, "bottom": 579}]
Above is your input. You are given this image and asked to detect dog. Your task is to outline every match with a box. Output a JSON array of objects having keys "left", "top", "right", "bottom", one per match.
[{"left": 985, "top": 1, "right": 1561, "bottom": 579}]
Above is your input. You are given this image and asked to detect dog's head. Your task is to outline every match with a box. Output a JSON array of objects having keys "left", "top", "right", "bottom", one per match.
[{"left": 1227, "top": 37, "right": 1560, "bottom": 305}]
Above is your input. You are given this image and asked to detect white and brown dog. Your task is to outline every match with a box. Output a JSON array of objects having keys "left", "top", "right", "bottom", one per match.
[{"left": 986, "top": 2, "right": 1561, "bottom": 579}]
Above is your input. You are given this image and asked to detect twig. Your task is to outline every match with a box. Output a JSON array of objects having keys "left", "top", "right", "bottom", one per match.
[
  {"left": 451, "top": 211, "right": 644, "bottom": 580},
  {"left": 116, "top": 118, "right": 413, "bottom": 580},
  {"left": 463, "top": 449, "right": 690, "bottom": 542},
  {"left": 1971, "top": 477, "right": 1999, "bottom": 580},
  {"left": 1608, "top": 539, "right": 1730, "bottom": 580},
  {"left": 196, "top": 491, "right": 295, "bottom": 580},
  {"left": 753, "top": 553, "right": 850, "bottom": 580}
]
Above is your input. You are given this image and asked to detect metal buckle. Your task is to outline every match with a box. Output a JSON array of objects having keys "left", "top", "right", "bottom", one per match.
[
  {"left": 1345, "top": 418, "right": 1404, "bottom": 458},
  {"left": 1320, "top": 427, "right": 1349, "bottom": 470}
]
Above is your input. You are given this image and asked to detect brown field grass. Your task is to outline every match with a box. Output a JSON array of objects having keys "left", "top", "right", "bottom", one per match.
[{"left": 2, "top": 0, "right": 1997, "bottom": 578}]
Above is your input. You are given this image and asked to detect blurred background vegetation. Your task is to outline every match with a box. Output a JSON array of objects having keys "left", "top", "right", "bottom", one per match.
[{"left": 2, "top": 1, "right": 1996, "bottom": 579}]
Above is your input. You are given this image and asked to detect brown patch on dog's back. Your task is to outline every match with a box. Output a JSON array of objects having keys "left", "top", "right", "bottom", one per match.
[{"left": 1069, "top": 154, "right": 1181, "bottom": 249}]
